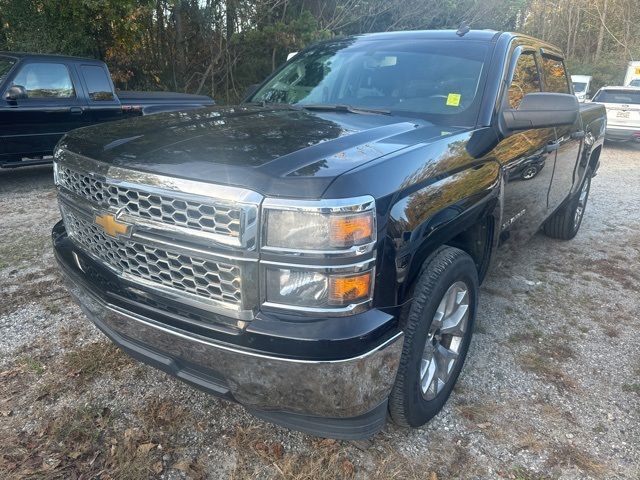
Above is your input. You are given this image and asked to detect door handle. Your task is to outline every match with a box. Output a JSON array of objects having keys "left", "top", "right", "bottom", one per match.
[
  {"left": 70, "top": 107, "right": 84, "bottom": 115},
  {"left": 570, "top": 131, "right": 585, "bottom": 140},
  {"left": 545, "top": 142, "right": 560, "bottom": 153}
]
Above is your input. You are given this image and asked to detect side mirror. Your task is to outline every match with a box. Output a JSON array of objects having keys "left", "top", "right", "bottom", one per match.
[
  {"left": 502, "top": 92, "right": 579, "bottom": 132},
  {"left": 286, "top": 52, "right": 298, "bottom": 61},
  {"left": 5, "top": 85, "right": 28, "bottom": 101}
]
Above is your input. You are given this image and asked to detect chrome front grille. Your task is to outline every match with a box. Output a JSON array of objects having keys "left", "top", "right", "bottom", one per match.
[
  {"left": 62, "top": 206, "right": 242, "bottom": 305},
  {"left": 56, "top": 164, "right": 242, "bottom": 239},
  {"left": 54, "top": 150, "right": 262, "bottom": 321}
]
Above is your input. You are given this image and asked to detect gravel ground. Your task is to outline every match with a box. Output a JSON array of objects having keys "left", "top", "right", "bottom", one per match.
[{"left": 0, "top": 144, "right": 638, "bottom": 479}]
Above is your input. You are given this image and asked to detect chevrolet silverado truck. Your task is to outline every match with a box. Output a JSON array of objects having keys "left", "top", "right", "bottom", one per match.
[
  {"left": 0, "top": 52, "right": 214, "bottom": 167},
  {"left": 52, "top": 30, "right": 606, "bottom": 439}
]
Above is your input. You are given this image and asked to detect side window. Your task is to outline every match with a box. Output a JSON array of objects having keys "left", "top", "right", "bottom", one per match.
[
  {"left": 508, "top": 52, "right": 541, "bottom": 109},
  {"left": 541, "top": 56, "right": 570, "bottom": 93},
  {"left": 11, "top": 63, "right": 75, "bottom": 99},
  {"left": 81, "top": 65, "right": 115, "bottom": 101}
]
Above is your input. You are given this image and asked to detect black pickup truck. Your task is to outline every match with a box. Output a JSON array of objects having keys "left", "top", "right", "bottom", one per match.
[
  {"left": 0, "top": 52, "right": 213, "bottom": 167},
  {"left": 52, "top": 30, "right": 605, "bottom": 439}
]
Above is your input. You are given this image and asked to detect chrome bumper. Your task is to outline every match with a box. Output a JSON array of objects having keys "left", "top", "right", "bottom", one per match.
[
  {"left": 605, "top": 125, "right": 640, "bottom": 141},
  {"left": 59, "top": 257, "right": 403, "bottom": 432}
]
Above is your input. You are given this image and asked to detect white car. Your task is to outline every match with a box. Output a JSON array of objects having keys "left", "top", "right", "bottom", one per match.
[{"left": 591, "top": 86, "right": 640, "bottom": 142}]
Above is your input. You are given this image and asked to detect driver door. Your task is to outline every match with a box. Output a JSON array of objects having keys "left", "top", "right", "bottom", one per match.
[
  {"left": 490, "top": 48, "right": 557, "bottom": 245},
  {"left": 1, "top": 61, "right": 85, "bottom": 160}
]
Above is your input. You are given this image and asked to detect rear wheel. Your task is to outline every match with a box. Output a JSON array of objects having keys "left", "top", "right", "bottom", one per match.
[
  {"left": 388, "top": 246, "right": 478, "bottom": 428},
  {"left": 543, "top": 170, "right": 591, "bottom": 240}
]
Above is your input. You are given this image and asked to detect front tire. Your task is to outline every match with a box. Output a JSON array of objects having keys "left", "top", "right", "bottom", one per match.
[
  {"left": 543, "top": 169, "right": 591, "bottom": 240},
  {"left": 388, "top": 246, "right": 478, "bottom": 428}
]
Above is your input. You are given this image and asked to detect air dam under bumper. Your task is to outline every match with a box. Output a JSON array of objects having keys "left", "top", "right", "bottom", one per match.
[{"left": 56, "top": 247, "right": 404, "bottom": 439}]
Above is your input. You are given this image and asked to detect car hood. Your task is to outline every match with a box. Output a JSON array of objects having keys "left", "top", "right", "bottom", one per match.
[{"left": 60, "top": 104, "right": 465, "bottom": 198}]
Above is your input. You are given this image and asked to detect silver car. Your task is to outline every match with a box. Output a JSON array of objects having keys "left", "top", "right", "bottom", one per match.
[{"left": 591, "top": 86, "right": 640, "bottom": 142}]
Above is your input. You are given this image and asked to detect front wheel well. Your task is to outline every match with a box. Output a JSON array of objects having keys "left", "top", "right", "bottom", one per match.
[
  {"left": 444, "top": 216, "right": 494, "bottom": 284},
  {"left": 588, "top": 145, "right": 602, "bottom": 173}
]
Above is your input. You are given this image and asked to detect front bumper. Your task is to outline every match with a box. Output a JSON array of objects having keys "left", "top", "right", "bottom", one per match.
[
  {"left": 54, "top": 223, "right": 403, "bottom": 439},
  {"left": 605, "top": 125, "right": 640, "bottom": 141}
]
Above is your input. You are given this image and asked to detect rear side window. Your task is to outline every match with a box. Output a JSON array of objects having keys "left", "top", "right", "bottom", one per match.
[
  {"left": 508, "top": 52, "right": 541, "bottom": 109},
  {"left": 541, "top": 56, "right": 570, "bottom": 93},
  {"left": 81, "top": 65, "right": 114, "bottom": 101},
  {"left": 11, "top": 63, "right": 75, "bottom": 99}
]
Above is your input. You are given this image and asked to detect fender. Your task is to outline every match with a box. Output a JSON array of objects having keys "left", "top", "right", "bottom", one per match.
[{"left": 382, "top": 159, "right": 503, "bottom": 309}]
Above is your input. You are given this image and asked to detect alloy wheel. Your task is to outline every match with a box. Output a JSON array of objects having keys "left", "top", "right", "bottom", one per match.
[{"left": 419, "top": 281, "right": 470, "bottom": 400}]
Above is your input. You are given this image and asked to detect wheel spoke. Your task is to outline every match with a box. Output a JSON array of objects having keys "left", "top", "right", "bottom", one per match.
[
  {"left": 440, "top": 304, "right": 469, "bottom": 335},
  {"left": 420, "top": 359, "right": 436, "bottom": 394}
]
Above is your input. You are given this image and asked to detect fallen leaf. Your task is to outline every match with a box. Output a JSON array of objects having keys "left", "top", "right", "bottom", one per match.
[
  {"left": 137, "top": 442, "right": 157, "bottom": 454},
  {"left": 172, "top": 460, "right": 193, "bottom": 472},
  {"left": 270, "top": 442, "right": 284, "bottom": 459},
  {"left": 152, "top": 461, "right": 163, "bottom": 474},
  {"left": 341, "top": 459, "right": 355, "bottom": 476}
]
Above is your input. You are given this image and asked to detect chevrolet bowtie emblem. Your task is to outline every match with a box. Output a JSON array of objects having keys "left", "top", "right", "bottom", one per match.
[{"left": 94, "top": 213, "right": 131, "bottom": 238}]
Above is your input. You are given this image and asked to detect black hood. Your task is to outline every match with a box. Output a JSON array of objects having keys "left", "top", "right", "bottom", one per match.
[{"left": 60, "top": 105, "right": 465, "bottom": 198}]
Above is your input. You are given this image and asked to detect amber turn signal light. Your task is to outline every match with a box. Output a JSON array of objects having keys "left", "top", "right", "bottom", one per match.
[
  {"left": 329, "top": 213, "right": 374, "bottom": 247},
  {"left": 329, "top": 272, "right": 372, "bottom": 304}
]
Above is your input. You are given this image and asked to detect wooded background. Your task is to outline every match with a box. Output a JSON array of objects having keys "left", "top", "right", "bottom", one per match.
[{"left": 0, "top": 0, "right": 638, "bottom": 102}]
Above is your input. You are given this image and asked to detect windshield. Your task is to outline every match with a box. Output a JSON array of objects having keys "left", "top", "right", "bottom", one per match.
[
  {"left": 572, "top": 82, "right": 587, "bottom": 93},
  {"left": 249, "top": 39, "right": 491, "bottom": 127},
  {"left": 0, "top": 56, "right": 16, "bottom": 84},
  {"left": 592, "top": 89, "right": 640, "bottom": 104},
  {"left": 629, "top": 79, "right": 640, "bottom": 87}
]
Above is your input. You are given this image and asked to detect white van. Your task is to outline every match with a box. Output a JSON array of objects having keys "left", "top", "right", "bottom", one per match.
[
  {"left": 571, "top": 75, "right": 592, "bottom": 102},
  {"left": 624, "top": 61, "right": 640, "bottom": 86}
]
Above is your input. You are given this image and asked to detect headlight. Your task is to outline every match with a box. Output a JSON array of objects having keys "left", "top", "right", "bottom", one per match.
[
  {"left": 265, "top": 267, "right": 373, "bottom": 308},
  {"left": 261, "top": 196, "right": 376, "bottom": 313},
  {"left": 262, "top": 196, "right": 376, "bottom": 253}
]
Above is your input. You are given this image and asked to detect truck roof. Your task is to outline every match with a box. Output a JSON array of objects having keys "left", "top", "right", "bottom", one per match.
[
  {"left": 352, "top": 29, "right": 501, "bottom": 42},
  {"left": 311, "top": 30, "right": 564, "bottom": 58},
  {"left": 0, "top": 51, "right": 104, "bottom": 65}
]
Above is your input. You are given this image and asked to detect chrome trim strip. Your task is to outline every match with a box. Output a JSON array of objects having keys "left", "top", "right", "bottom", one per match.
[
  {"left": 105, "top": 299, "right": 402, "bottom": 364},
  {"left": 57, "top": 148, "right": 263, "bottom": 205},
  {"left": 261, "top": 299, "right": 373, "bottom": 316},
  {"left": 262, "top": 195, "right": 376, "bottom": 214},
  {"left": 260, "top": 241, "right": 376, "bottom": 258},
  {"left": 260, "top": 257, "right": 376, "bottom": 272}
]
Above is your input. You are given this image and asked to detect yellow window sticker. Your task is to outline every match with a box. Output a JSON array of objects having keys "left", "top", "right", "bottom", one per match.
[{"left": 446, "top": 93, "right": 461, "bottom": 107}]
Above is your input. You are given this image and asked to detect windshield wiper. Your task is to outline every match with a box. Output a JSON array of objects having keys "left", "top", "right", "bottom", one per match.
[{"left": 299, "top": 103, "right": 391, "bottom": 115}]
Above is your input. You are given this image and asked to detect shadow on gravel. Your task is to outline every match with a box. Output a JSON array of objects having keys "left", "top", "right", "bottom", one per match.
[{"left": 0, "top": 165, "right": 54, "bottom": 192}]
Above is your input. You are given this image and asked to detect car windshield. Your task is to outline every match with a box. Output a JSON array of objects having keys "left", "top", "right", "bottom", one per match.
[
  {"left": 249, "top": 39, "right": 491, "bottom": 127},
  {"left": 629, "top": 79, "right": 640, "bottom": 87},
  {"left": 0, "top": 56, "right": 16, "bottom": 84},
  {"left": 592, "top": 89, "right": 640, "bottom": 104},
  {"left": 572, "top": 82, "right": 587, "bottom": 93}
]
